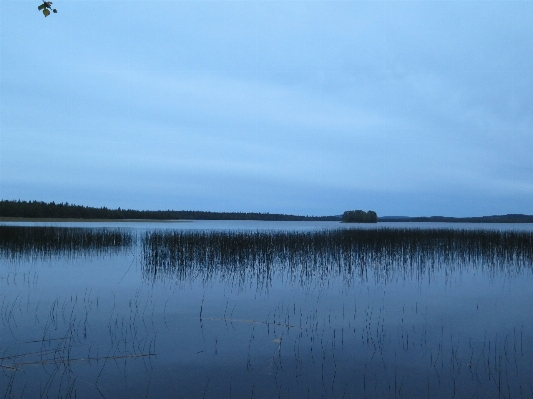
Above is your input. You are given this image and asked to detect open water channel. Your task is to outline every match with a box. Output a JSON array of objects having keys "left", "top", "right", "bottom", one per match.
[{"left": 1, "top": 221, "right": 532, "bottom": 398}]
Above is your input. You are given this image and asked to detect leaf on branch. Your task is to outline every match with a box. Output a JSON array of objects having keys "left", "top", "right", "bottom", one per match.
[{"left": 38, "top": 1, "right": 56, "bottom": 17}]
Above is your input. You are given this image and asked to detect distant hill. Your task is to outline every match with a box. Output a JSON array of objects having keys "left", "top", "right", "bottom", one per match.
[
  {"left": 379, "top": 214, "right": 533, "bottom": 223},
  {"left": 0, "top": 200, "right": 341, "bottom": 221}
]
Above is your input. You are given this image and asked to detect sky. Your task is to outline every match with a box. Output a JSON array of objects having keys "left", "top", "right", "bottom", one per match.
[{"left": 1, "top": 0, "right": 532, "bottom": 217}]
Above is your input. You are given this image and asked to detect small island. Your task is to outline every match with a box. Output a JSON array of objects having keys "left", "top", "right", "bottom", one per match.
[{"left": 341, "top": 210, "right": 378, "bottom": 223}]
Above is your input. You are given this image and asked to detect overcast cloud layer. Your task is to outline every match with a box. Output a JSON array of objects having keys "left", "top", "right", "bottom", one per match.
[{"left": 1, "top": 0, "right": 532, "bottom": 216}]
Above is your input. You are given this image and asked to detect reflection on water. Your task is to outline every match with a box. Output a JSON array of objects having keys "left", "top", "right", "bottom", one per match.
[
  {"left": 1, "top": 225, "right": 533, "bottom": 398},
  {"left": 0, "top": 226, "right": 133, "bottom": 260},
  {"left": 142, "top": 228, "right": 533, "bottom": 286}
]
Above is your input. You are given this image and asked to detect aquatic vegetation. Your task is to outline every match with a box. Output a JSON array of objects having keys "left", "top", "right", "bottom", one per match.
[
  {"left": 0, "top": 226, "right": 133, "bottom": 261},
  {"left": 142, "top": 228, "right": 533, "bottom": 286},
  {"left": 0, "top": 288, "right": 157, "bottom": 398},
  {"left": 1, "top": 224, "right": 532, "bottom": 398}
]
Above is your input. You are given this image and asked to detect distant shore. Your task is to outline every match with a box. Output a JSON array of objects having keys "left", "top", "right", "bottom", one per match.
[
  {"left": 3, "top": 216, "right": 533, "bottom": 224},
  {"left": 0, "top": 217, "right": 190, "bottom": 223},
  {"left": 0, "top": 200, "right": 341, "bottom": 222},
  {"left": 379, "top": 215, "right": 533, "bottom": 223},
  {"left": 2, "top": 200, "right": 533, "bottom": 223}
]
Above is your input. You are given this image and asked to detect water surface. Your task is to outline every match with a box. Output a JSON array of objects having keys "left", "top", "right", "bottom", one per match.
[
  {"left": 1, "top": 223, "right": 532, "bottom": 398},
  {"left": 3, "top": 219, "right": 533, "bottom": 231}
]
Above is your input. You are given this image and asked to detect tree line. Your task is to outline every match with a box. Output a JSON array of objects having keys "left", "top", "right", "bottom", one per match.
[
  {"left": 379, "top": 215, "right": 533, "bottom": 223},
  {"left": 0, "top": 200, "right": 342, "bottom": 221},
  {"left": 341, "top": 210, "right": 378, "bottom": 223}
]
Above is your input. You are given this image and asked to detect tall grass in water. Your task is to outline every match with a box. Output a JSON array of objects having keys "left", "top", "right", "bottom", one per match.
[
  {"left": 0, "top": 226, "right": 133, "bottom": 261},
  {"left": 141, "top": 228, "right": 533, "bottom": 398},
  {"left": 0, "top": 287, "right": 157, "bottom": 398},
  {"left": 142, "top": 228, "right": 533, "bottom": 285}
]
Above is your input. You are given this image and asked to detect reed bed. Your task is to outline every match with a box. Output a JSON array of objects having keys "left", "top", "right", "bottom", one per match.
[
  {"left": 0, "top": 226, "right": 133, "bottom": 261},
  {"left": 142, "top": 228, "right": 533, "bottom": 285},
  {"left": 1, "top": 226, "right": 532, "bottom": 398}
]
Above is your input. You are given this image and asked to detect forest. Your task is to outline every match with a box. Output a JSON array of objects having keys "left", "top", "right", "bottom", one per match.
[
  {"left": 341, "top": 210, "right": 378, "bottom": 223},
  {"left": 0, "top": 200, "right": 341, "bottom": 221}
]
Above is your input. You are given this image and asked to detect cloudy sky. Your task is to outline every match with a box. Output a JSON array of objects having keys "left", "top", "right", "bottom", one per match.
[{"left": 1, "top": 0, "right": 532, "bottom": 217}]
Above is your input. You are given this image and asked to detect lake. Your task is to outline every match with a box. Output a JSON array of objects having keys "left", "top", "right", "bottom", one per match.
[{"left": 1, "top": 221, "right": 532, "bottom": 398}]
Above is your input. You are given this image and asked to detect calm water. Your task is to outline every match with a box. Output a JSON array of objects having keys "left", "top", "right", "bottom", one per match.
[
  {"left": 3, "top": 220, "right": 533, "bottom": 231},
  {"left": 1, "top": 222, "right": 532, "bottom": 398}
]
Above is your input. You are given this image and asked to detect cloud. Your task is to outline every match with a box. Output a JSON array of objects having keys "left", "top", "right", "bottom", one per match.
[{"left": 1, "top": 0, "right": 532, "bottom": 215}]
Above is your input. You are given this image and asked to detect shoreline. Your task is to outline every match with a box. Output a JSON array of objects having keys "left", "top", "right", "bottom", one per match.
[
  {"left": 0, "top": 217, "right": 191, "bottom": 223},
  {"left": 2, "top": 217, "right": 533, "bottom": 224}
]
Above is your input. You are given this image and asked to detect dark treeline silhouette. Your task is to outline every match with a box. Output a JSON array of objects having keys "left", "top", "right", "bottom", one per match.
[
  {"left": 0, "top": 200, "right": 340, "bottom": 221},
  {"left": 142, "top": 228, "right": 533, "bottom": 286},
  {"left": 342, "top": 210, "right": 377, "bottom": 223},
  {"left": 379, "top": 214, "right": 533, "bottom": 223}
]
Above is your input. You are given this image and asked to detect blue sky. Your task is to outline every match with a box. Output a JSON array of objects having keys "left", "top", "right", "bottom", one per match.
[{"left": 1, "top": 0, "right": 532, "bottom": 216}]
